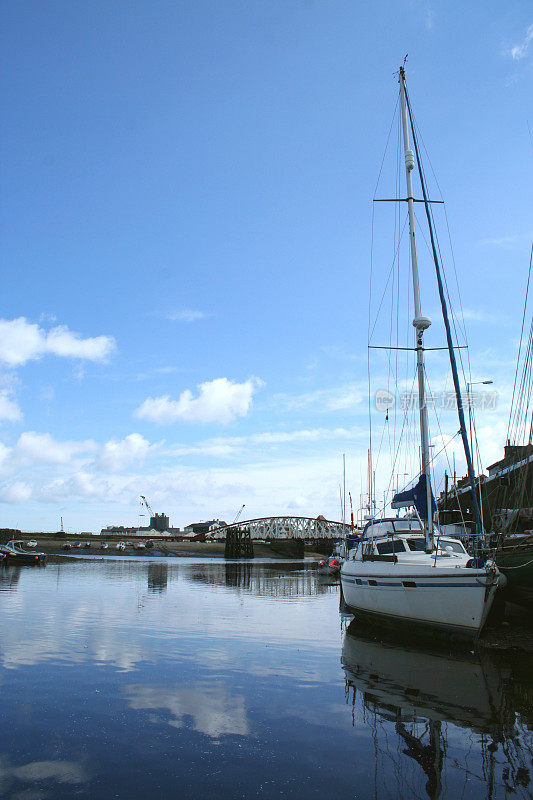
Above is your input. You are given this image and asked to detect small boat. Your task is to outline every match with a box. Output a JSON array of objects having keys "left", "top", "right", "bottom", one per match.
[
  {"left": 0, "top": 540, "right": 46, "bottom": 565},
  {"left": 26, "top": 540, "right": 38, "bottom": 548},
  {"left": 317, "top": 556, "right": 341, "bottom": 576}
]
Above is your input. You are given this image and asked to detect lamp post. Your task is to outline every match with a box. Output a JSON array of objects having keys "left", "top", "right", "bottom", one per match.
[
  {"left": 466, "top": 379, "right": 493, "bottom": 539},
  {"left": 466, "top": 380, "right": 493, "bottom": 454}
]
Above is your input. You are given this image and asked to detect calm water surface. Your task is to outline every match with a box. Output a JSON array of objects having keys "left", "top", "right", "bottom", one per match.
[{"left": 0, "top": 558, "right": 531, "bottom": 799}]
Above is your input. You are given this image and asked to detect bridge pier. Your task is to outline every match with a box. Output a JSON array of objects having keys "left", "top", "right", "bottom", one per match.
[
  {"left": 313, "top": 538, "right": 336, "bottom": 556},
  {"left": 225, "top": 527, "right": 254, "bottom": 559},
  {"left": 268, "top": 539, "right": 305, "bottom": 558}
]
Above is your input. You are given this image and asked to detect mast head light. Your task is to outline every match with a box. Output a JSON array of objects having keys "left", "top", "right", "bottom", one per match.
[
  {"left": 405, "top": 149, "right": 415, "bottom": 171},
  {"left": 413, "top": 316, "right": 431, "bottom": 331}
]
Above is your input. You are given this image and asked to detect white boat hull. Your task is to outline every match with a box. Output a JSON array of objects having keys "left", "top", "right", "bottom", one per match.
[{"left": 341, "top": 562, "right": 501, "bottom": 638}]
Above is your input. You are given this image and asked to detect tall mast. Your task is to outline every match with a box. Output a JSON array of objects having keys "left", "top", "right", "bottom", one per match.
[
  {"left": 399, "top": 66, "right": 434, "bottom": 550},
  {"left": 401, "top": 70, "right": 484, "bottom": 544}
]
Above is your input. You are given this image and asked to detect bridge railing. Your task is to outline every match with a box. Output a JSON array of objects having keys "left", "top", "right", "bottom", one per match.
[{"left": 211, "top": 516, "right": 348, "bottom": 540}]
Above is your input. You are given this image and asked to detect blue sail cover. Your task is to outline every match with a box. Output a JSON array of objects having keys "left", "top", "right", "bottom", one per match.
[{"left": 391, "top": 475, "right": 436, "bottom": 521}]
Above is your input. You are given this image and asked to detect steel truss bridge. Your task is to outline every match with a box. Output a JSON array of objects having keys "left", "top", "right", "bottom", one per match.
[{"left": 213, "top": 516, "right": 346, "bottom": 540}]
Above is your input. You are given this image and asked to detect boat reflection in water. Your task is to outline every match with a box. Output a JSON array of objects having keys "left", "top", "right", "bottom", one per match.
[
  {"left": 188, "top": 561, "right": 336, "bottom": 600},
  {"left": 342, "top": 621, "right": 533, "bottom": 799},
  {"left": 0, "top": 565, "right": 22, "bottom": 592},
  {"left": 147, "top": 563, "right": 169, "bottom": 593}
]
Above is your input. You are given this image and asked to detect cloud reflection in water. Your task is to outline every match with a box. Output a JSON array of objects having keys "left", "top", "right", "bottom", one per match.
[{"left": 124, "top": 682, "right": 250, "bottom": 739}]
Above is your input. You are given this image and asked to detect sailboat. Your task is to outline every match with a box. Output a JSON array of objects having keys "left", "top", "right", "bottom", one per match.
[{"left": 340, "top": 67, "right": 504, "bottom": 640}]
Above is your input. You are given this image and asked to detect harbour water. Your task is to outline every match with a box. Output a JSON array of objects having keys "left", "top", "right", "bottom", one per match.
[{"left": 0, "top": 558, "right": 531, "bottom": 799}]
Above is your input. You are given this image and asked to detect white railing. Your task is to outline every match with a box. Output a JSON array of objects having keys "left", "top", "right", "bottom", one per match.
[{"left": 212, "top": 516, "right": 346, "bottom": 540}]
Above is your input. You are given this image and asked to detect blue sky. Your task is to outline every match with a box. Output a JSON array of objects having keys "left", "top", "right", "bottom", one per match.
[{"left": 0, "top": 1, "right": 531, "bottom": 531}]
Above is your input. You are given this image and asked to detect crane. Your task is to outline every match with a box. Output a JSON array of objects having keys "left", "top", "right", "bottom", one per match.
[
  {"left": 233, "top": 504, "right": 245, "bottom": 524},
  {"left": 140, "top": 495, "right": 154, "bottom": 516}
]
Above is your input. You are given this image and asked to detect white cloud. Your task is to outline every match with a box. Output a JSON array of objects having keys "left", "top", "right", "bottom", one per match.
[
  {"left": 0, "top": 442, "right": 10, "bottom": 469},
  {"left": 0, "top": 317, "right": 116, "bottom": 367},
  {"left": 168, "top": 426, "right": 365, "bottom": 458},
  {"left": 98, "top": 433, "right": 159, "bottom": 472},
  {"left": 14, "top": 432, "right": 96, "bottom": 465},
  {"left": 166, "top": 309, "right": 208, "bottom": 323},
  {"left": 509, "top": 23, "right": 533, "bottom": 60},
  {"left": 460, "top": 308, "right": 490, "bottom": 323},
  {"left": 479, "top": 232, "right": 533, "bottom": 248},
  {"left": 134, "top": 377, "right": 264, "bottom": 424},
  {"left": 0, "top": 481, "right": 32, "bottom": 503},
  {"left": 0, "top": 392, "right": 22, "bottom": 422},
  {"left": 274, "top": 382, "right": 365, "bottom": 413}
]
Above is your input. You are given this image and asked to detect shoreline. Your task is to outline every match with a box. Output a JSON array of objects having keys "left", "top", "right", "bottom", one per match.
[{"left": 4, "top": 535, "right": 322, "bottom": 561}]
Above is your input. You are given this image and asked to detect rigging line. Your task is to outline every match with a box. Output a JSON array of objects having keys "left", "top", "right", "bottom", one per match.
[
  {"left": 391, "top": 106, "right": 402, "bottom": 471},
  {"left": 409, "top": 112, "right": 472, "bottom": 389},
  {"left": 509, "top": 310, "right": 533, "bottom": 444},
  {"left": 387, "top": 132, "right": 397, "bottom": 446},
  {"left": 425, "top": 195, "right": 473, "bottom": 393},
  {"left": 412, "top": 199, "right": 471, "bottom": 395},
  {"left": 507, "top": 242, "right": 533, "bottom": 444},
  {"left": 521, "top": 329, "right": 533, "bottom": 444},
  {"left": 516, "top": 321, "right": 533, "bottom": 443},
  {"left": 472, "top": 412, "right": 485, "bottom": 478},
  {"left": 518, "top": 321, "right": 533, "bottom": 442},
  {"left": 368, "top": 190, "right": 378, "bottom": 513},
  {"left": 441, "top": 204, "right": 469, "bottom": 347},
  {"left": 372, "top": 94, "right": 400, "bottom": 200},
  {"left": 412, "top": 204, "right": 473, "bottom": 402},
  {"left": 368, "top": 216, "right": 409, "bottom": 343},
  {"left": 411, "top": 113, "right": 470, "bottom": 347},
  {"left": 372, "top": 324, "right": 421, "bottom": 405},
  {"left": 422, "top": 363, "right": 470, "bottom": 533},
  {"left": 404, "top": 75, "right": 483, "bottom": 537},
  {"left": 382, "top": 372, "right": 418, "bottom": 503}
]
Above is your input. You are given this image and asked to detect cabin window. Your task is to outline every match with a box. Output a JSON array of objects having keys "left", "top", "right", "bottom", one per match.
[
  {"left": 355, "top": 578, "right": 363, "bottom": 585},
  {"left": 439, "top": 540, "right": 465, "bottom": 554},
  {"left": 407, "top": 538, "right": 427, "bottom": 551},
  {"left": 376, "top": 540, "right": 406, "bottom": 555},
  {"left": 368, "top": 579, "right": 377, "bottom": 586},
  {"left": 392, "top": 520, "right": 422, "bottom": 532}
]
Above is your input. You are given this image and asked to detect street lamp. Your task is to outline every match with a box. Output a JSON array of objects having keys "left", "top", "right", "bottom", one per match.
[
  {"left": 466, "top": 380, "right": 493, "bottom": 453},
  {"left": 466, "top": 379, "right": 493, "bottom": 537}
]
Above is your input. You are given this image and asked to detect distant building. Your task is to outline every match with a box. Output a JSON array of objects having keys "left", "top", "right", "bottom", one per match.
[
  {"left": 150, "top": 513, "right": 169, "bottom": 532},
  {"left": 101, "top": 511, "right": 176, "bottom": 537},
  {"left": 184, "top": 519, "right": 227, "bottom": 535},
  {"left": 487, "top": 443, "right": 533, "bottom": 477},
  {"left": 101, "top": 525, "right": 138, "bottom": 535}
]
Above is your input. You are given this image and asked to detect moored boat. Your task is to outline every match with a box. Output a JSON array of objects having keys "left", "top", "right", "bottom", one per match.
[
  {"left": 340, "top": 66, "right": 504, "bottom": 641},
  {"left": 317, "top": 556, "right": 341, "bottom": 576},
  {"left": 342, "top": 517, "right": 503, "bottom": 638},
  {"left": 0, "top": 540, "right": 46, "bottom": 565},
  {"left": 495, "top": 534, "right": 533, "bottom": 607}
]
